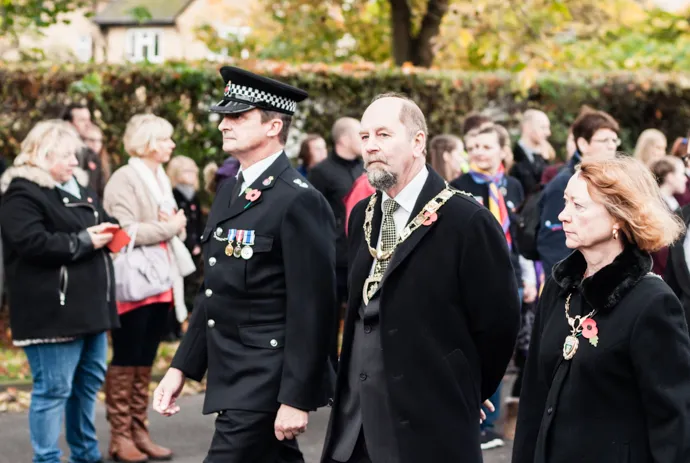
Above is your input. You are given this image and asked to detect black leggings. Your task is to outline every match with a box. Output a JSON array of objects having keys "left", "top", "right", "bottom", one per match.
[{"left": 110, "top": 303, "right": 170, "bottom": 367}]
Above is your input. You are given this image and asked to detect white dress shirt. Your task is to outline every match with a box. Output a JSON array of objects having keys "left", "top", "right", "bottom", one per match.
[
  {"left": 236, "top": 150, "right": 284, "bottom": 195},
  {"left": 369, "top": 166, "right": 429, "bottom": 276}
]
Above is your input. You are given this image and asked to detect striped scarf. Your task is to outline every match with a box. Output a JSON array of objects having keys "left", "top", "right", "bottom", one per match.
[{"left": 468, "top": 163, "right": 512, "bottom": 248}]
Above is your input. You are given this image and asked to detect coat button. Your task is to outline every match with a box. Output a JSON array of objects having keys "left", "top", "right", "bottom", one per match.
[
  {"left": 209, "top": 257, "right": 217, "bottom": 267},
  {"left": 547, "top": 406, "right": 554, "bottom": 415},
  {"left": 207, "top": 319, "right": 215, "bottom": 328},
  {"left": 216, "top": 227, "right": 223, "bottom": 235},
  {"left": 205, "top": 289, "right": 213, "bottom": 297},
  {"left": 359, "top": 373, "right": 367, "bottom": 381},
  {"left": 62, "top": 197, "right": 69, "bottom": 204},
  {"left": 270, "top": 339, "right": 278, "bottom": 347},
  {"left": 364, "top": 325, "right": 372, "bottom": 334}
]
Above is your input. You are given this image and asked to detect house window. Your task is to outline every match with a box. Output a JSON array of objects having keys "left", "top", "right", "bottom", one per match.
[
  {"left": 75, "top": 34, "right": 93, "bottom": 62},
  {"left": 126, "top": 29, "right": 163, "bottom": 63}
]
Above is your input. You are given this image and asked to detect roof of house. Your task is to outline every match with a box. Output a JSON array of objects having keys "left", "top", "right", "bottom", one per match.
[{"left": 93, "top": 0, "right": 195, "bottom": 26}]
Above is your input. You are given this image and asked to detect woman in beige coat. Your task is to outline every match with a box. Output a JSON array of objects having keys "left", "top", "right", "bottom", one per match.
[{"left": 103, "top": 114, "right": 193, "bottom": 462}]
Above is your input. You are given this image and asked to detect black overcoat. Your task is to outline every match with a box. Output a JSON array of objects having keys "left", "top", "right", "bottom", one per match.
[
  {"left": 664, "top": 204, "right": 690, "bottom": 329},
  {"left": 0, "top": 165, "right": 119, "bottom": 342},
  {"left": 171, "top": 153, "right": 337, "bottom": 414},
  {"left": 321, "top": 169, "right": 520, "bottom": 463},
  {"left": 513, "top": 245, "right": 690, "bottom": 463}
]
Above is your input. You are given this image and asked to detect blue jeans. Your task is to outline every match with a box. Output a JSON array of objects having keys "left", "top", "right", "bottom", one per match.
[{"left": 23, "top": 332, "right": 108, "bottom": 463}]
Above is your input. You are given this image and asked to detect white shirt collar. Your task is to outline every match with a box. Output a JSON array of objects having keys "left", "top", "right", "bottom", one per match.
[
  {"left": 381, "top": 166, "right": 429, "bottom": 214},
  {"left": 237, "top": 150, "right": 283, "bottom": 192}
]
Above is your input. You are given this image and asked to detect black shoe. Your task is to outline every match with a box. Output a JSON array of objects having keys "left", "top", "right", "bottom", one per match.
[{"left": 480, "top": 429, "right": 505, "bottom": 450}]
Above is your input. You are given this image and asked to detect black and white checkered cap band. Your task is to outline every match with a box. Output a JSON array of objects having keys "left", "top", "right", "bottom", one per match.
[{"left": 224, "top": 83, "right": 297, "bottom": 113}]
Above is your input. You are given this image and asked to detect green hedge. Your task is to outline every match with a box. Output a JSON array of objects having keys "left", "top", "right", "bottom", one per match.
[{"left": 2, "top": 62, "right": 690, "bottom": 171}]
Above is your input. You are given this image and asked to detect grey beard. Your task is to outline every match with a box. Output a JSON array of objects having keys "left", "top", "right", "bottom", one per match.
[{"left": 367, "top": 169, "right": 398, "bottom": 191}]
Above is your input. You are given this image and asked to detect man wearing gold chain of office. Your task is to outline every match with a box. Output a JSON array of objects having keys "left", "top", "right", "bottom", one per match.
[{"left": 321, "top": 93, "right": 521, "bottom": 463}]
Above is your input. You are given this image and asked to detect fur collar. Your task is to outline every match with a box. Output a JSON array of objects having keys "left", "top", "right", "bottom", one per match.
[
  {"left": 1, "top": 165, "right": 89, "bottom": 194},
  {"left": 552, "top": 245, "right": 652, "bottom": 312}
]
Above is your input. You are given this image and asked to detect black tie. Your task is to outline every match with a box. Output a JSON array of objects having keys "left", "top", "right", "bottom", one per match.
[{"left": 230, "top": 172, "right": 245, "bottom": 205}]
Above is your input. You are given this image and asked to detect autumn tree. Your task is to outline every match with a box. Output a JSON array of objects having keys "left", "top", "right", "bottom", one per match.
[
  {"left": 196, "top": 0, "right": 690, "bottom": 72},
  {"left": 0, "top": 0, "right": 94, "bottom": 59}
]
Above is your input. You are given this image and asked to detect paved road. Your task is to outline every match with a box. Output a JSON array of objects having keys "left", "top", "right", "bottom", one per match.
[{"left": 0, "top": 393, "right": 512, "bottom": 462}]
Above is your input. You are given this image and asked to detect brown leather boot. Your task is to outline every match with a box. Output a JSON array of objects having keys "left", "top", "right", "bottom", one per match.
[
  {"left": 503, "top": 398, "right": 520, "bottom": 441},
  {"left": 105, "top": 366, "right": 149, "bottom": 463},
  {"left": 131, "top": 366, "right": 173, "bottom": 461}
]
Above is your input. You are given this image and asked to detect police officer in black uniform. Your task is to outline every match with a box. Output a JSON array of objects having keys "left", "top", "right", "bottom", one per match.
[{"left": 153, "top": 67, "right": 337, "bottom": 463}]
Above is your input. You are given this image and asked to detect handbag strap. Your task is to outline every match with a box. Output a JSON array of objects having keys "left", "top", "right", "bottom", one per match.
[{"left": 125, "top": 224, "right": 139, "bottom": 254}]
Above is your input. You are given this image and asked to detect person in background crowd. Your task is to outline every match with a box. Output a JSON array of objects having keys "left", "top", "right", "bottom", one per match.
[
  {"left": 649, "top": 156, "right": 687, "bottom": 276},
  {"left": 343, "top": 174, "right": 376, "bottom": 234},
  {"left": 652, "top": 156, "right": 686, "bottom": 213},
  {"left": 309, "top": 117, "right": 365, "bottom": 365},
  {"left": 537, "top": 108, "right": 620, "bottom": 278},
  {"left": 451, "top": 123, "right": 533, "bottom": 450},
  {"left": 462, "top": 112, "right": 491, "bottom": 136},
  {"left": 495, "top": 124, "right": 515, "bottom": 173},
  {"left": 634, "top": 128, "right": 667, "bottom": 167},
  {"left": 513, "top": 155, "right": 690, "bottom": 463},
  {"left": 511, "top": 109, "right": 551, "bottom": 196},
  {"left": 82, "top": 123, "right": 113, "bottom": 185},
  {"left": 207, "top": 156, "right": 242, "bottom": 195},
  {"left": 297, "top": 134, "right": 328, "bottom": 177},
  {"left": 540, "top": 131, "right": 577, "bottom": 186},
  {"left": 103, "top": 114, "right": 193, "bottom": 462},
  {"left": 322, "top": 93, "right": 520, "bottom": 463},
  {"left": 166, "top": 155, "right": 205, "bottom": 340},
  {"left": 428, "top": 134, "right": 468, "bottom": 181},
  {"left": 0, "top": 120, "right": 119, "bottom": 463},
  {"left": 62, "top": 103, "right": 108, "bottom": 199},
  {"left": 154, "top": 66, "right": 336, "bottom": 463},
  {"left": 670, "top": 135, "right": 690, "bottom": 207}
]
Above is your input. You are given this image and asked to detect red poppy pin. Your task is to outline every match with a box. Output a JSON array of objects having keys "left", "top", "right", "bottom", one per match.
[
  {"left": 581, "top": 319, "right": 599, "bottom": 346},
  {"left": 88, "top": 161, "right": 97, "bottom": 171},
  {"left": 422, "top": 211, "right": 438, "bottom": 226},
  {"left": 244, "top": 188, "right": 261, "bottom": 209}
]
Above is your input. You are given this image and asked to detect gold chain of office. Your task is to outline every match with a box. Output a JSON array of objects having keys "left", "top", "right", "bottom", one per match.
[{"left": 363, "top": 185, "right": 471, "bottom": 261}]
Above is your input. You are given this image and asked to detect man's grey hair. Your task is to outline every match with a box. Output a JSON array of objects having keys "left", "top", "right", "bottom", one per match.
[{"left": 371, "top": 92, "right": 428, "bottom": 139}]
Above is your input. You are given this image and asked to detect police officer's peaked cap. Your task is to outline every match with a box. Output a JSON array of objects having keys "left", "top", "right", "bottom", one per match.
[{"left": 209, "top": 66, "right": 308, "bottom": 116}]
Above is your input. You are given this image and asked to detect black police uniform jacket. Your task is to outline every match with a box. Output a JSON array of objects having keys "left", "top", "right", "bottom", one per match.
[
  {"left": 171, "top": 153, "right": 337, "bottom": 414},
  {"left": 321, "top": 169, "right": 521, "bottom": 463},
  {"left": 513, "top": 245, "right": 690, "bottom": 463}
]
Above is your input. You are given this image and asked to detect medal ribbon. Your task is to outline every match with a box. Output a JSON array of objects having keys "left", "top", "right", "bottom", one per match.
[
  {"left": 227, "top": 229, "right": 237, "bottom": 243},
  {"left": 243, "top": 230, "right": 254, "bottom": 246}
]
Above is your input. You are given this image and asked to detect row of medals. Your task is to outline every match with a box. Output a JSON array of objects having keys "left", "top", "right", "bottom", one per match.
[{"left": 225, "top": 238, "right": 254, "bottom": 260}]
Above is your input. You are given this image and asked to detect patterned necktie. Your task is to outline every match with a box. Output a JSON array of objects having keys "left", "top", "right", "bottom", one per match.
[{"left": 374, "top": 199, "right": 400, "bottom": 275}]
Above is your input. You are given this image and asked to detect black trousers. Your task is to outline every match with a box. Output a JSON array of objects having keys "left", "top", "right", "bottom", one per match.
[
  {"left": 328, "top": 431, "right": 371, "bottom": 463},
  {"left": 205, "top": 409, "right": 304, "bottom": 463},
  {"left": 110, "top": 302, "right": 170, "bottom": 367}
]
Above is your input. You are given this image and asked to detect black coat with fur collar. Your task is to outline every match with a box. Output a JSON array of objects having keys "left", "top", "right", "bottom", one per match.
[
  {"left": 513, "top": 245, "right": 690, "bottom": 463},
  {"left": 0, "top": 165, "right": 119, "bottom": 343}
]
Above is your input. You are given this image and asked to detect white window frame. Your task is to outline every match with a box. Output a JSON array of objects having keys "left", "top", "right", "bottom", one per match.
[
  {"left": 125, "top": 28, "right": 164, "bottom": 63},
  {"left": 75, "top": 34, "right": 93, "bottom": 62}
]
